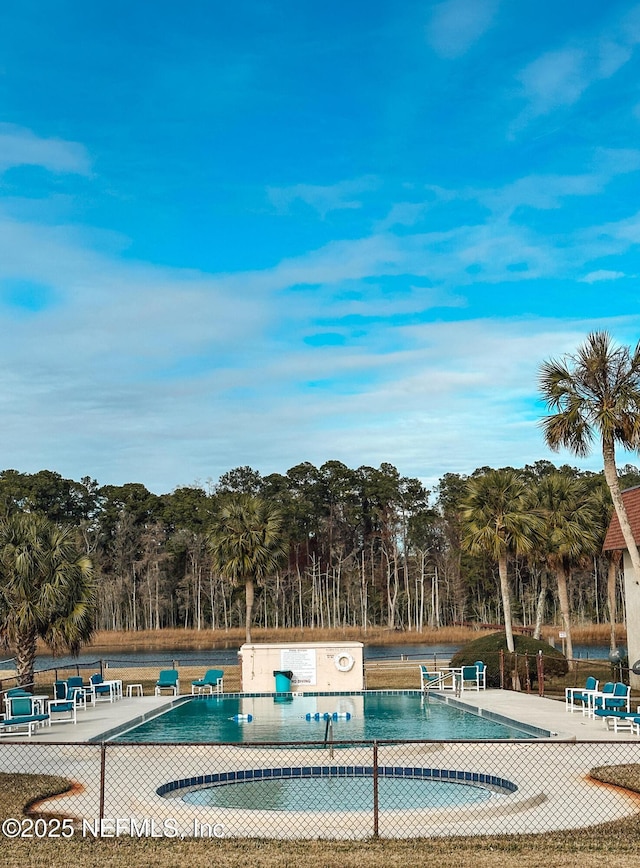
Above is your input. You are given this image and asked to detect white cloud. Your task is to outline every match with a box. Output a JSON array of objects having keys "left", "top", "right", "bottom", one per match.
[
  {"left": 266, "top": 177, "right": 378, "bottom": 218},
  {"left": 516, "top": 48, "right": 590, "bottom": 118},
  {"left": 474, "top": 149, "right": 640, "bottom": 215},
  {"left": 427, "top": 0, "right": 500, "bottom": 59},
  {"left": 580, "top": 270, "right": 627, "bottom": 283},
  {"left": 512, "top": 6, "right": 640, "bottom": 130},
  {"left": 0, "top": 124, "right": 91, "bottom": 175}
]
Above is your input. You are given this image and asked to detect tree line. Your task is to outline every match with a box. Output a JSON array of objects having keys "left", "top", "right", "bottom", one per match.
[{"left": 0, "top": 458, "right": 630, "bottom": 649}]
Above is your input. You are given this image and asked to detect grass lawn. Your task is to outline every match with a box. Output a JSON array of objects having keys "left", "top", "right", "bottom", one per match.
[{"left": 0, "top": 766, "right": 639, "bottom": 868}]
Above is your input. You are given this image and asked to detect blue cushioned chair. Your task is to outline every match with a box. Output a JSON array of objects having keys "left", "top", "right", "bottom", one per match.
[
  {"left": 420, "top": 665, "right": 443, "bottom": 690},
  {"left": 155, "top": 669, "right": 179, "bottom": 696},
  {"left": 48, "top": 683, "right": 78, "bottom": 724},
  {"left": 565, "top": 676, "right": 599, "bottom": 713},
  {"left": 90, "top": 673, "right": 116, "bottom": 703},
  {"left": 191, "top": 669, "right": 224, "bottom": 695},
  {"left": 0, "top": 695, "right": 50, "bottom": 736}
]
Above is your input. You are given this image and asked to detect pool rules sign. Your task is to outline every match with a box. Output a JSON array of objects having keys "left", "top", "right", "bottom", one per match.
[{"left": 280, "top": 648, "right": 317, "bottom": 687}]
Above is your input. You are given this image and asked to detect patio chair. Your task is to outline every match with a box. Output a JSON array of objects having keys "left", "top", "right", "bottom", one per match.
[
  {"left": 458, "top": 664, "right": 483, "bottom": 692},
  {"left": 56, "top": 680, "right": 86, "bottom": 710},
  {"left": 601, "top": 681, "right": 631, "bottom": 713},
  {"left": 67, "top": 675, "right": 95, "bottom": 707},
  {"left": 90, "top": 673, "right": 116, "bottom": 703},
  {"left": 420, "top": 665, "right": 444, "bottom": 690},
  {"left": 48, "top": 684, "right": 78, "bottom": 724},
  {"left": 155, "top": 669, "right": 179, "bottom": 696},
  {"left": 0, "top": 695, "right": 50, "bottom": 737},
  {"left": 191, "top": 669, "right": 224, "bottom": 695},
  {"left": 474, "top": 661, "right": 487, "bottom": 690},
  {"left": 3, "top": 688, "right": 32, "bottom": 710},
  {"left": 589, "top": 682, "right": 615, "bottom": 716},
  {"left": 565, "top": 676, "right": 599, "bottom": 713}
]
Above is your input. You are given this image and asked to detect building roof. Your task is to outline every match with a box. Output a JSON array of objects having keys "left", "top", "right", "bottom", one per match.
[{"left": 603, "top": 486, "right": 640, "bottom": 551}]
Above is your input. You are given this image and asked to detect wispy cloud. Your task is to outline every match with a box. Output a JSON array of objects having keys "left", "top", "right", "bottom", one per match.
[
  {"left": 266, "top": 177, "right": 378, "bottom": 218},
  {"left": 476, "top": 149, "right": 640, "bottom": 214},
  {"left": 427, "top": 0, "right": 500, "bottom": 59},
  {"left": 0, "top": 124, "right": 91, "bottom": 175},
  {"left": 512, "top": 5, "right": 640, "bottom": 131},
  {"left": 580, "top": 269, "right": 627, "bottom": 283}
]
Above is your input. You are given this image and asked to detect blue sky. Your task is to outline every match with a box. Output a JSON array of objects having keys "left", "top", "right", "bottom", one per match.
[{"left": 1, "top": 0, "right": 640, "bottom": 494}]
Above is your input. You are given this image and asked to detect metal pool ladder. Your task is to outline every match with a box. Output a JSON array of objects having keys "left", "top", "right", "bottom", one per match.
[{"left": 324, "top": 715, "right": 334, "bottom": 758}]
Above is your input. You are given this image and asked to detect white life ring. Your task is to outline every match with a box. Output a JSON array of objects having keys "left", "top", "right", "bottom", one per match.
[{"left": 335, "top": 651, "right": 355, "bottom": 672}]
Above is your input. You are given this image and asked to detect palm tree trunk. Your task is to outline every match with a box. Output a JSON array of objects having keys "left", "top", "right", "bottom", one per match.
[
  {"left": 556, "top": 562, "right": 574, "bottom": 670},
  {"left": 498, "top": 551, "right": 515, "bottom": 652},
  {"left": 533, "top": 573, "right": 547, "bottom": 640},
  {"left": 15, "top": 626, "right": 37, "bottom": 689},
  {"left": 607, "top": 551, "right": 621, "bottom": 653},
  {"left": 245, "top": 577, "right": 254, "bottom": 643}
]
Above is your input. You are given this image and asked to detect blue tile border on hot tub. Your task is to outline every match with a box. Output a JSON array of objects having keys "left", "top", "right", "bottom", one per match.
[{"left": 157, "top": 765, "right": 518, "bottom": 798}]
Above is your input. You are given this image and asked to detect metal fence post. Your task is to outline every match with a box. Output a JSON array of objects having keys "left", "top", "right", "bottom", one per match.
[
  {"left": 372, "top": 740, "right": 379, "bottom": 838},
  {"left": 99, "top": 742, "right": 106, "bottom": 821},
  {"left": 537, "top": 650, "right": 544, "bottom": 696}
]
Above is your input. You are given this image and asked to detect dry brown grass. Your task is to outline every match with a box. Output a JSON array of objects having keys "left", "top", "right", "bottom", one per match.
[
  {"left": 1, "top": 767, "right": 640, "bottom": 867},
  {"left": 71, "top": 625, "right": 501, "bottom": 654},
  {"left": 58, "top": 622, "right": 626, "bottom": 655}
]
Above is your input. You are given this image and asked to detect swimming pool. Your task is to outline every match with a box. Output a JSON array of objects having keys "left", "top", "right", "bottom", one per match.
[{"left": 114, "top": 691, "right": 541, "bottom": 742}]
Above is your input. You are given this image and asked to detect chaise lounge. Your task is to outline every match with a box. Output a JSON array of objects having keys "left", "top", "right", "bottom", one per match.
[
  {"left": 191, "top": 669, "right": 224, "bottom": 695},
  {"left": 155, "top": 669, "right": 179, "bottom": 696}
]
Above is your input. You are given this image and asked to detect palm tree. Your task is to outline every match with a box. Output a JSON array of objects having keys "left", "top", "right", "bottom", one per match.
[
  {"left": 208, "top": 495, "right": 286, "bottom": 643},
  {"left": 0, "top": 513, "right": 95, "bottom": 688},
  {"left": 461, "top": 469, "right": 542, "bottom": 652},
  {"left": 539, "top": 331, "right": 640, "bottom": 583},
  {"left": 528, "top": 474, "right": 599, "bottom": 668}
]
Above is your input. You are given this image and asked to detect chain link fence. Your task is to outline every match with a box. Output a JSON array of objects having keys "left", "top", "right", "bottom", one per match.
[{"left": 1, "top": 738, "right": 639, "bottom": 840}]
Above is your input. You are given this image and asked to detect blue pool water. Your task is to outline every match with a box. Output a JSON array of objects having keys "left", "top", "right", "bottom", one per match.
[
  {"left": 182, "top": 775, "right": 494, "bottom": 810},
  {"left": 114, "top": 692, "right": 537, "bottom": 743}
]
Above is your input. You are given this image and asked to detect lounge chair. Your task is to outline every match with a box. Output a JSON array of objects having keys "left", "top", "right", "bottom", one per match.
[
  {"left": 191, "top": 669, "right": 224, "bottom": 695},
  {"left": 595, "top": 681, "right": 630, "bottom": 713},
  {"left": 588, "top": 681, "right": 615, "bottom": 717},
  {"left": 420, "top": 665, "right": 444, "bottom": 690},
  {"left": 565, "top": 676, "right": 599, "bottom": 713},
  {"left": 90, "top": 673, "right": 117, "bottom": 703},
  {"left": 48, "top": 683, "right": 78, "bottom": 724},
  {"left": 155, "top": 669, "right": 179, "bottom": 696},
  {"left": 594, "top": 708, "right": 640, "bottom": 732},
  {"left": 473, "top": 661, "right": 487, "bottom": 690},
  {"left": 0, "top": 695, "right": 50, "bottom": 736},
  {"left": 67, "top": 675, "right": 95, "bottom": 707},
  {"left": 456, "top": 662, "right": 486, "bottom": 693}
]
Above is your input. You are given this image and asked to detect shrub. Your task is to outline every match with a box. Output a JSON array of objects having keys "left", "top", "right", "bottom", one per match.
[{"left": 449, "top": 632, "right": 568, "bottom": 688}]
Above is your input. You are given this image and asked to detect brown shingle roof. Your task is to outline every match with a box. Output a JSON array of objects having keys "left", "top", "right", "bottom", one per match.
[{"left": 603, "top": 486, "right": 640, "bottom": 550}]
